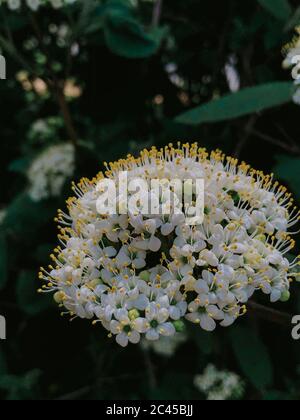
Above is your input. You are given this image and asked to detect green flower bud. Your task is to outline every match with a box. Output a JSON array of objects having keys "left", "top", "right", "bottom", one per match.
[
  {"left": 139, "top": 270, "right": 151, "bottom": 282},
  {"left": 128, "top": 309, "right": 140, "bottom": 321},
  {"left": 173, "top": 320, "right": 186, "bottom": 333},
  {"left": 280, "top": 290, "right": 290, "bottom": 302},
  {"left": 255, "top": 234, "right": 267, "bottom": 243}
]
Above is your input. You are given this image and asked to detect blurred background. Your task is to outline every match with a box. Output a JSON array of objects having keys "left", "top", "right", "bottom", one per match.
[{"left": 1, "top": 0, "right": 300, "bottom": 400}]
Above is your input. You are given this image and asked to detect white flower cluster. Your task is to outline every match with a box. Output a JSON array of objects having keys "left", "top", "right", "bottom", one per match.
[
  {"left": 283, "top": 28, "right": 300, "bottom": 105},
  {"left": 27, "top": 143, "right": 75, "bottom": 202},
  {"left": 1, "top": 0, "right": 76, "bottom": 11},
  {"left": 194, "top": 364, "right": 245, "bottom": 400},
  {"left": 40, "top": 144, "right": 299, "bottom": 347},
  {"left": 141, "top": 333, "right": 187, "bottom": 357}
]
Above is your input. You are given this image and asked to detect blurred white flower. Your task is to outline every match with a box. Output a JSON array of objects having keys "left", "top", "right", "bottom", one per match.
[
  {"left": 0, "top": 210, "right": 7, "bottom": 225},
  {"left": 3, "top": 0, "right": 77, "bottom": 10},
  {"left": 194, "top": 364, "right": 245, "bottom": 400},
  {"left": 283, "top": 29, "right": 300, "bottom": 105},
  {"left": 27, "top": 143, "right": 75, "bottom": 202},
  {"left": 141, "top": 333, "right": 187, "bottom": 357},
  {"left": 7, "top": 0, "right": 21, "bottom": 10},
  {"left": 224, "top": 55, "right": 240, "bottom": 93}
]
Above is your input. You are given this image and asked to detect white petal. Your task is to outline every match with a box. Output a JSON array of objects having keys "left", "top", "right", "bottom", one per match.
[
  {"left": 159, "top": 322, "right": 176, "bottom": 337},
  {"left": 149, "top": 236, "right": 162, "bottom": 252},
  {"left": 157, "top": 308, "right": 169, "bottom": 324},
  {"left": 200, "top": 315, "right": 217, "bottom": 332},
  {"left": 133, "top": 318, "right": 148, "bottom": 333},
  {"left": 185, "top": 312, "right": 199, "bottom": 323},
  {"left": 146, "top": 329, "right": 160, "bottom": 341},
  {"left": 180, "top": 264, "right": 192, "bottom": 276},
  {"left": 145, "top": 304, "right": 157, "bottom": 321},
  {"left": 161, "top": 223, "right": 174, "bottom": 236},
  {"left": 195, "top": 280, "right": 209, "bottom": 294},
  {"left": 116, "top": 332, "right": 129, "bottom": 347},
  {"left": 94, "top": 284, "right": 108, "bottom": 297},
  {"left": 110, "top": 320, "right": 121, "bottom": 335},
  {"left": 270, "top": 289, "right": 281, "bottom": 303},
  {"left": 220, "top": 314, "right": 236, "bottom": 327},
  {"left": 207, "top": 305, "right": 224, "bottom": 321},
  {"left": 131, "top": 295, "right": 149, "bottom": 311},
  {"left": 178, "top": 301, "right": 188, "bottom": 316},
  {"left": 169, "top": 306, "right": 181, "bottom": 320},
  {"left": 157, "top": 295, "right": 169, "bottom": 308},
  {"left": 129, "top": 330, "right": 140, "bottom": 344},
  {"left": 104, "top": 246, "right": 118, "bottom": 258},
  {"left": 115, "top": 309, "right": 130, "bottom": 323},
  {"left": 133, "top": 258, "right": 146, "bottom": 269},
  {"left": 134, "top": 240, "right": 149, "bottom": 250}
]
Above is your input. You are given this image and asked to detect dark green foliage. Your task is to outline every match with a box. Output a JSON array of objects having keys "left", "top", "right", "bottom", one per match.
[
  {"left": 0, "top": 0, "right": 300, "bottom": 401},
  {"left": 229, "top": 326, "right": 274, "bottom": 390},
  {"left": 176, "top": 82, "right": 294, "bottom": 125}
]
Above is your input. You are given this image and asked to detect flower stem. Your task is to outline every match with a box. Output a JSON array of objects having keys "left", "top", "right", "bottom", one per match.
[{"left": 152, "top": 0, "right": 163, "bottom": 27}]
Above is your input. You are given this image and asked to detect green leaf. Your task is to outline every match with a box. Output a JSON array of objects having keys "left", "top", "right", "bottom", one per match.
[
  {"left": 263, "top": 390, "right": 290, "bottom": 400},
  {"left": 103, "top": 1, "right": 164, "bottom": 58},
  {"left": 4, "top": 193, "right": 56, "bottom": 238},
  {"left": 0, "top": 369, "right": 41, "bottom": 400},
  {"left": 285, "top": 6, "right": 300, "bottom": 31},
  {"left": 0, "top": 232, "right": 7, "bottom": 291},
  {"left": 16, "top": 270, "right": 51, "bottom": 316},
  {"left": 9, "top": 157, "right": 30, "bottom": 174},
  {"left": 0, "top": 15, "right": 27, "bottom": 32},
  {"left": 257, "top": 0, "right": 292, "bottom": 21},
  {"left": 175, "top": 82, "right": 294, "bottom": 126},
  {"left": 229, "top": 326, "right": 274, "bottom": 390},
  {"left": 191, "top": 327, "right": 214, "bottom": 355},
  {"left": 274, "top": 155, "right": 300, "bottom": 200}
]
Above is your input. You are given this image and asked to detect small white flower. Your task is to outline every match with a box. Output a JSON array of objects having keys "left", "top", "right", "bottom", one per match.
[
  {"left": 110, "top": 309, "right": 146, "bottom": 347},
  {"left": 144, "top": 303, "right": 176, "bottom": 341},
  {"left": 186, "top": 300, "right": 224, "bottom": 332}
]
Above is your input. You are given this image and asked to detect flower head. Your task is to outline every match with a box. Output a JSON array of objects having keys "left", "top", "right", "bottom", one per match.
[{"left": 40, "top": 143, "right": 299, "bottom": 347}]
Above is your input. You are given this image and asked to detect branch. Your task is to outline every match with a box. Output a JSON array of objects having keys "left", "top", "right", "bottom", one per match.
[
  {"left": 28, "top": 12, "right": 79, "bottom": 146},
  {"left": 247, "top": 301, "right": 292, "bottom": 328},
  {"left": 53, "top": 83, "right": 79, "bottom": 147},
  {"left": 212, "top": 0, "right": 234, "bottom": 86},
  {"left": 141, "top": 347, "right": 157, "bottom": 390},
  {"left": 251, "top": 129, "right": 300, "bottom": 155},
  {"left": 0, "top": 35, "right": 35, "bottom": 74},
  {"left": 152, "top": 0, "right": 163, "bottom": 27},
  {"left": 234, "top": 115, "right": 258, "bottom": 158},
  {"left": 55, "top": 386, "right": 91, "bottom": 401}
]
